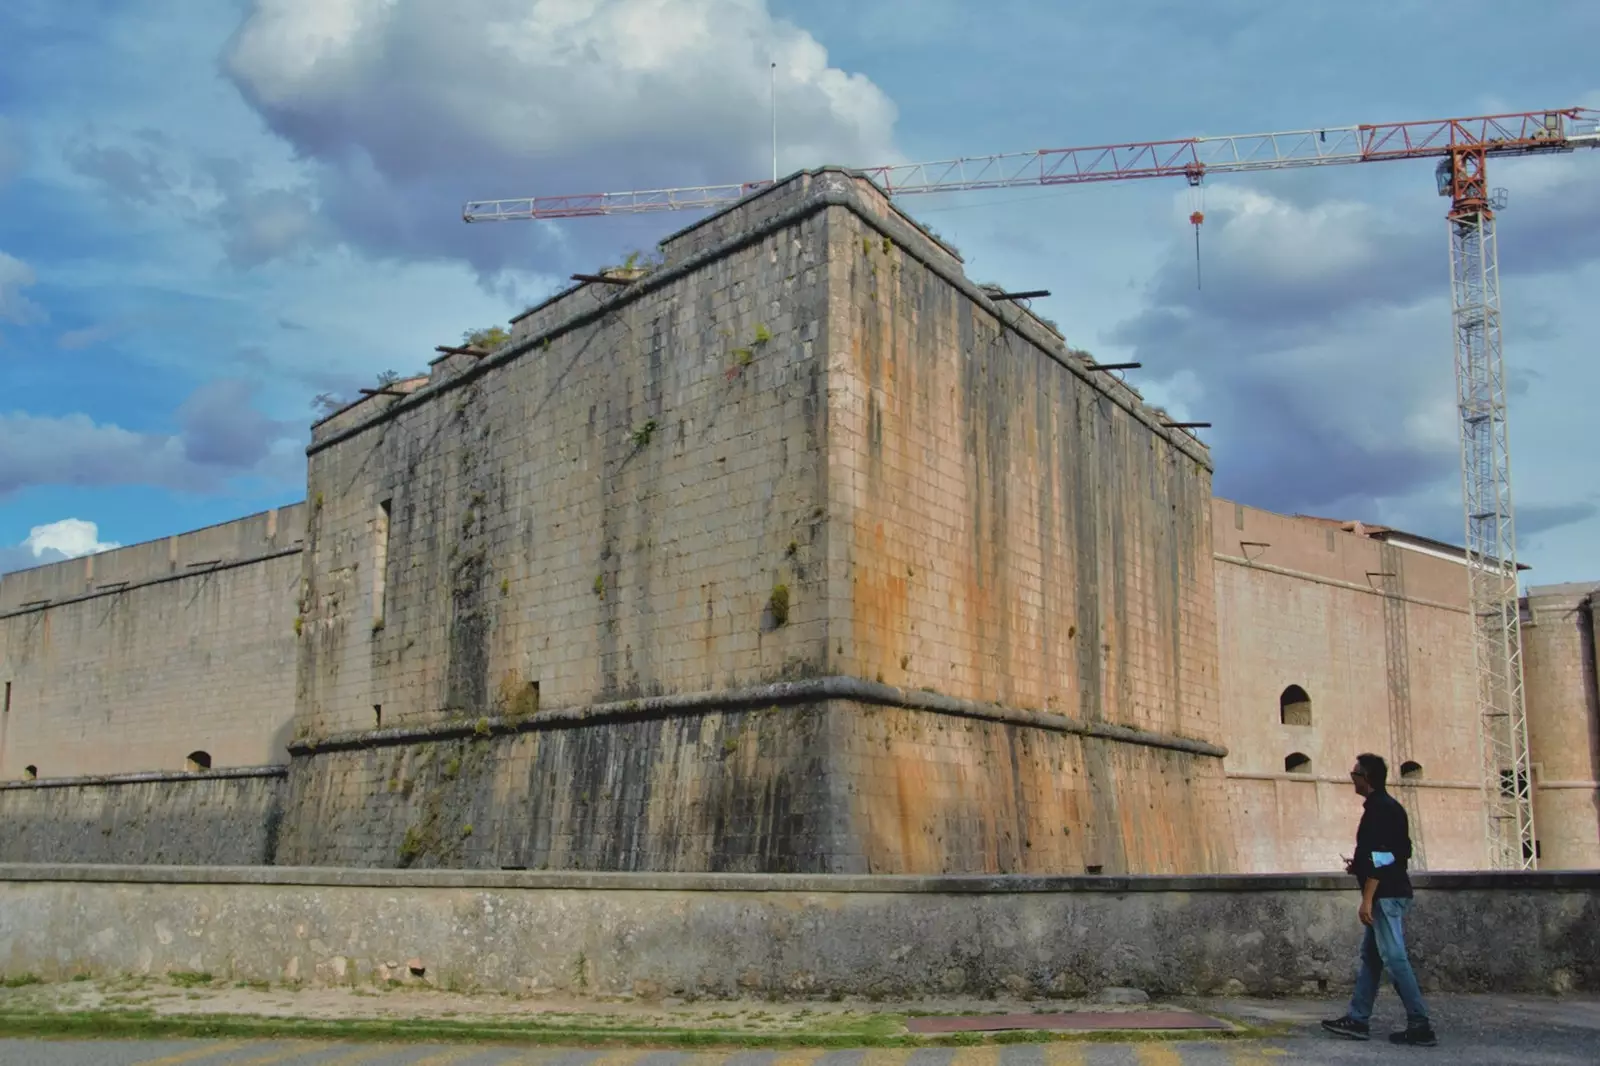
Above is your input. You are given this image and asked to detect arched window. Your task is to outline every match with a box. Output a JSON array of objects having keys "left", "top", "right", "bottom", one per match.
[
  {"left": 1280, "top": 685, "right": 1313, "bottom": 726},
  {"left": 1400, "top": 760, "right": 1423, "bottom": 780},
  {"left": 186, "top": 751, "right": 212, "bottom": 772},
  {"left": 1285, "top": 752, "right": 1312, "bottom": 774},
  {"left": 23, "top": 765, "right": 37, "bottom": 780}
]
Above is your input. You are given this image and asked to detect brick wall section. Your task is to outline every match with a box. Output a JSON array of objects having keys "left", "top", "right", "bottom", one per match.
[
  {"left": 1213, "top": 499, "right": 1486, "bottom": 872},
  {"left": 285, "top": 169, "right": 1232, "bottom": 875},
  {"left": 1522, "top": 583, "right": 1600, "bottom": 869},
  {"left": 0, "top": 510, "right": 303, "bottom": 780},
  {"left": 0, "top": 770, "right": 284, "bottom": 864}
]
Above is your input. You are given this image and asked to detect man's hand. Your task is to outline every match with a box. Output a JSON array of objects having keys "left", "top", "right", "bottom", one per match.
[
  {"left": 1358, "top": 898, "right": 1374, "bottom": 926},
  {"left": 1342, "top": 854, "right": 1357, "bottom": 876}
]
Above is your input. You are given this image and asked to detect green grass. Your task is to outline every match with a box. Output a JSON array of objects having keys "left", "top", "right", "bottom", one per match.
[{"left": 0, "top": 1007, "right": 1274, "bottom": 1049}]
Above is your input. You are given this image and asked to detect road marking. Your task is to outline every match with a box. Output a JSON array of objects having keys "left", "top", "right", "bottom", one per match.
[
  {"left": 1040, "top": 1044, "right": 1085, "bottom": 1066},
  {"left": 1228, "top": 1048, "right": 1288, "bottom": 1065},
  {"left": 404, "top": 1046, "right": 490, "bottom": 1066},
  {"left": 226, "top": 1043, "right": 337, "bottom": 1065},
  {"left": 133, "top": 1042, "right": 250, "bottom": 1066},
  {"left": 951, "top": 1047, "right": 1005, "bottom": 1066},
  {"left": 1132, "top": 1046, "right": 1183, "bottom": 1066},
  {"left": 312, "top": 1045, "right": 407, "bottom": 1065},
  {"left": 856, "top": 1051, "right": 913, "bottom": 1066}
]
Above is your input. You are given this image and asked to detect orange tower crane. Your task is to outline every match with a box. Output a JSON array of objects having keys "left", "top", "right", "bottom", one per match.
[{"left": 463, "top": 108, "right": 1600, "bottom": 870}]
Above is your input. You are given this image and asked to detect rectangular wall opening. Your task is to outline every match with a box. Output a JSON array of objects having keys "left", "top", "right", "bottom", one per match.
[{"left": 373, "top": 498, "right": 392, "bottom": 630}]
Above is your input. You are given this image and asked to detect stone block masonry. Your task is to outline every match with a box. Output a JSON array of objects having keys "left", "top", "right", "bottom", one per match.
[
  {"left": 287, "top": 167, "right": 1232, "bottom": 875},
  {"left": 0, "top": 769, "right": 285, "bottom": 865},
  {"left": 0, "top": 506, "right": 304, "bottom": 782},
  {"left": 1, "top": 865, "right": 1594, "bottom": 997}
]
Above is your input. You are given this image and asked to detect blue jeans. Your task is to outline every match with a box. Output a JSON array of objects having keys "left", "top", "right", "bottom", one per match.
[{"left": 1348, "top": 897, "right": 1430, "bottom": 1026}]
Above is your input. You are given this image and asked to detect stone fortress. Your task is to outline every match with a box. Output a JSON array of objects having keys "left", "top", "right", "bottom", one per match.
[{"left": 2, "top": 169, "right": 1596, "bottom": 876}]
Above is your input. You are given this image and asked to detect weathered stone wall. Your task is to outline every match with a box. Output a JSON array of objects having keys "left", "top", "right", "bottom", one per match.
[
  {"left": 0, "top": 506, "right": 304, "bottom": 781},
  {"left": 2, "top": 865, "right": 1594, "bottom": 997},
  {"left": 297, "top": 183, "right": 832, "bottom": 741},
  {"left": 0, "top": 769, "right": 284, "bottom": 865},
  {"left": 276, "top": 688, "right": 1224, "bottom": 873},
  {"left": 1212, "top": 500, "right": 1487, "bottom": 873},
  {"left": 1522, "top": 583, "right": 1600, "bottom": 869},
  {"left": 286, "top": 169, "right": 1231, "bottom": 875}
]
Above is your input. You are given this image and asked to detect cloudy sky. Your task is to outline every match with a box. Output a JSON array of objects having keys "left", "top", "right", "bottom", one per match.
[{"left": 1, "top": 0, "right": 1596, "bottom": 584}]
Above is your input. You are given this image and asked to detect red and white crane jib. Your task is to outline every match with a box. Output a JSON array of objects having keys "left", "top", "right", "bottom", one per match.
[{"left": 460, "top": 108, "right": 1600, "bottom": 223}]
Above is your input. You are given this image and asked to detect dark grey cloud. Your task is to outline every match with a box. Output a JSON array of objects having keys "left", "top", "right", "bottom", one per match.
[
  {"left": 221, "top": 0, "right": 901, "bottom": 278},
  {"left": 0, "top": 380, "right": 301, "bottom": 498},
  {"left": 1112, "top": 174, "right": 1600, "bottom": 524}
]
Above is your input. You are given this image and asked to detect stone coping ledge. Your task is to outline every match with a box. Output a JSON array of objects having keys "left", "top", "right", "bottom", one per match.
[
  {"left": 288, "top": 675, "right": 1228, "bottom": 759},
  {"left": 0, "top": 548, "right": 302, "bottom": 620},
  {"left": 316, "top": 168, "right": 1208, "bottom": 467},
  {"left": 1, "top": 864, "right": 1595, "bottom": 893},
  {"left": 0, "top": 765, "right": 287, "bottom": 792}
]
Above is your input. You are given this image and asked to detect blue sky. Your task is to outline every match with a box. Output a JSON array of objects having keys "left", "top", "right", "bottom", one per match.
[{"left": 1, "top": 0, "right": 1596, "bottom": 585}]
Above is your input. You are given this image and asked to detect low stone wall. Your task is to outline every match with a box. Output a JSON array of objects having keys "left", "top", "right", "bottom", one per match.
[
  {"left": 0, "top": 769, "right": 285, "bottom": 865},
  {"left": 0, "top": 866, "right": 1593, "bottom": 998}
]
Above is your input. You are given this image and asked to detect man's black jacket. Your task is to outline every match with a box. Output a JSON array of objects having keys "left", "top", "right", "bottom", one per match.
[{"left": 1351, "top": 789, "right": 1414, "bottom": 899}]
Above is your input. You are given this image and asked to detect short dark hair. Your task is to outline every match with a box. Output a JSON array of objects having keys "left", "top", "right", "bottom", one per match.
[{"left": 1355, "top": 752, "right": 1388, "bottom": 789}]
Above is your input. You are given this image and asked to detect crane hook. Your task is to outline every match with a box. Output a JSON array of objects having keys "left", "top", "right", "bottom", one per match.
[{"left": 1189, "top": 210, "right": 1205, "bottom": 290}]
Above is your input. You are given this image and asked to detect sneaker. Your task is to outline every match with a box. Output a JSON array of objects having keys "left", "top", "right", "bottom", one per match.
[
  {"left": 1321, "top": 1015, "right": 1371, "bottom": 1040},
  {"left": 1390, "top": 1023, "right": 1438, "bottom": 1046}
]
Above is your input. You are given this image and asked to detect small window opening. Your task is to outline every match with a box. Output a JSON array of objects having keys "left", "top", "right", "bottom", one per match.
[
  {"left": 3, "top": 681, "right": 10, "bottom": 714},
  {"left": 186, "top": 750, "right": 212, "bottom": 772},
  {"left": 1500, "top": 768, "right": 1528, "bottom": 799},
  {"left": 1285, "top": 752, "right": 1312, "bottom": 774},
  {"left": 373, "top": 498, "right": 392, "bottom": 630},
  {"left": 1280, "top": 685, "right": 1313, "bottom": 726},
  {"left": 24, "top": 765, "right": 38, "bottom": 780},
  {"left": 1400, "top": 760, "right": 1423, "bottom": 780},
  {"left": 374, "top": 704, "right": 383, "bottom": 729}
]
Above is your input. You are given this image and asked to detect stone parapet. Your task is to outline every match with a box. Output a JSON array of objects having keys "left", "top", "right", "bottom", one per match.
[{"left": 1, "top": 866, "right": 1593, "bottom": 997}]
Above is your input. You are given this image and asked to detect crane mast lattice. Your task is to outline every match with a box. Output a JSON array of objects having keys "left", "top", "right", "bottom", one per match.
[{"left": 464, "top": 108, "right": 1600, "bottom": 870}]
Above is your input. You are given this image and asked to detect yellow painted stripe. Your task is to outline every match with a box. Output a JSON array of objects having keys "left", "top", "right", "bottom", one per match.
[
  {"left": 767, "top": 1052, "right": 825, "bottom": 1066},
  {"left": 403, "top": 1046, "right": 487, "bottom": 1066},
  {"left": 133, "top": 1042, "right": 250, "bottom": 1066},
  {"left": 856, "top": 1051, "right": 913, "bottom": 1066},
  {"left": 312, "top": 1045, "right": 405, "bottom": 1066},
  {"left": 1133, "top": 1046, "right": 1184, "bottom": 1066},
  {"left": 1040, "top": 1044, "right": 1086, "bottom": 1066},
  {"left": 951, "top": 1047, "right": 1002, "bottom": 1066},
  {"left": 226, "top": 1043, "right": 336, "bottom": 1066},
  {"left": 1229, "top": 1047, "right": 1289, "bottom": 1065}
]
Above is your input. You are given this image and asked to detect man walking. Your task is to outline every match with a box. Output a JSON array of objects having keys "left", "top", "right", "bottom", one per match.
[{"left": 1322, "top": 753, "right": 1438, "bottom": 1047}]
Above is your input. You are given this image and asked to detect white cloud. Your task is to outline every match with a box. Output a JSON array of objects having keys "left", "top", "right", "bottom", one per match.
[
  {"left": 0, "top": 380, "right": 301, "bottom": 498},
  {"left": 223, "top": 0, "right": 901, "bottom": 273},
  {"left": 0, "top": 250, "right": 45, "bottom": 328},
  {"left": 23, "top": 518, "right": 120, "bottom": 560}
]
